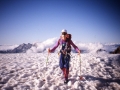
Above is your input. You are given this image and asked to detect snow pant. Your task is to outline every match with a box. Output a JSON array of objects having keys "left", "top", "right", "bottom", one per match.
[{"left": 59, "top": 53, "right": 70, "bottom": 80}]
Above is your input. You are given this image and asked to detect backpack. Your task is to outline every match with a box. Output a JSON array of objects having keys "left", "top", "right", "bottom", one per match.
[{"left": 66, "top": 34, "right": 71, "bottom": 42}]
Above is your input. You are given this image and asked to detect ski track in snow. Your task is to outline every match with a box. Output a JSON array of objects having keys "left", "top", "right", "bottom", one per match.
[{"left": 0, "top": 53, "right": 120, "bottom": 90}]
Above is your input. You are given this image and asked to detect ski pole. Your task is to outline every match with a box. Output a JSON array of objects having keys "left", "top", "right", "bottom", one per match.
[
  {"left": 46, "top": 53, "right": 49, "bottom": 66},
  {"left": 43, "top": 53, "right": 49, "bottom": 81},
  {"left": 79, "top": 54, "right": 83, "bottom": 80},
  {"left": 79, "top": 55, "right": 81, "bottom": 76}
]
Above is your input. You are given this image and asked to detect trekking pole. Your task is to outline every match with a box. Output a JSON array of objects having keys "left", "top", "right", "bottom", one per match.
[
  {"left": 43, "top": 53, "right": 49, "bottom": 81},
  {"left": 79, "top": 54, "right": 83, "bottom": 80},
  {"left": 46, "top": 53, "right": 49, "bottom": 66}
]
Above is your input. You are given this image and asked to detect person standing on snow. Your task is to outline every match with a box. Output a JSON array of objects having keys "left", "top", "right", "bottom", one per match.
[{"left": 48, "top": 29, "right": 80, "bottom": 84}]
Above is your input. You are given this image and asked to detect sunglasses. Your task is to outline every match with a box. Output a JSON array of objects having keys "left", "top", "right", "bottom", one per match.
[{"left": 62, "top": 32, "right": 67, "bottom": 35}]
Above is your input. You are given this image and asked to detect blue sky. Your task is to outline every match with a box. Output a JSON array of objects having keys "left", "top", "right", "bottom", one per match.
[{"left": 0, "top": 0, "right": 120, "bottom": 45}]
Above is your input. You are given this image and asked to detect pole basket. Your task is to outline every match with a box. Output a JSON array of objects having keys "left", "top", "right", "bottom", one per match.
[{"left": 79, "top": 76, "right": 83, "bottom": 80}]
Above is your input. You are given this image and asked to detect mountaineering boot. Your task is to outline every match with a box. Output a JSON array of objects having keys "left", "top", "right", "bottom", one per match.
[
  {"left": 64, "top": 77, "right": 68, "bottom": 84},
  {"left": 64, "top": 68, "right": 69, "bottom": 84}
]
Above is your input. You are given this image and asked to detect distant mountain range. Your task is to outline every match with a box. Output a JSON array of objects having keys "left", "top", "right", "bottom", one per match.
[
  {"left": 0, "top": 38, "right": 120, "bottom": 54},
  {"left": 0, "top": 43, "right": 32, "bottom": 53}
]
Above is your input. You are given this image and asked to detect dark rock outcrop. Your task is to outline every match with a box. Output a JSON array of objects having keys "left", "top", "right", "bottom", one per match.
[
  {"left": 110, "top": 46, "right": 120, "bottom": 54},
  {"left": 0, "top": 43, "right": 32, "bottom": 53},
  {"left": 97, "top": 49, "right": 106, "bottom": 53}
]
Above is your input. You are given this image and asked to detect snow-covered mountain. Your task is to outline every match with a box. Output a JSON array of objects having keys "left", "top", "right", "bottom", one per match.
[
  {"left": 0, "top": 37, "right": 120, "bottom": 54},
  {"left": 0, "top": 43, "right": 32, "bottom": 53}
]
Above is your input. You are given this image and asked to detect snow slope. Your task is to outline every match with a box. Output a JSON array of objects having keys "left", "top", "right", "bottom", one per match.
[
  {"left": 0, "top": 53, "right": 120, "bottom": 90},
  {"left": 0, "top": 38, "right": 120, "bottom": 90}
]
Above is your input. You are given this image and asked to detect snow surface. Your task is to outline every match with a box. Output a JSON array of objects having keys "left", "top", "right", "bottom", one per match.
[{"left": 0, "top": 38, "right": 120, "bottom": 90}]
